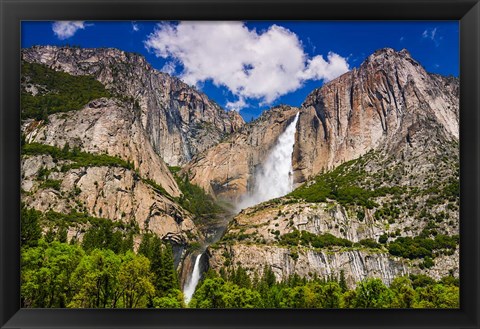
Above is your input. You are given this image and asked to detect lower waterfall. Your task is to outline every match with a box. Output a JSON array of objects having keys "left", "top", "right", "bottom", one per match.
[
  {"left": 237, "top": 112, "right": 300, "bottom": 211},
  {"left": 183, "top": 253, "right": 203, "bottom": 305}
]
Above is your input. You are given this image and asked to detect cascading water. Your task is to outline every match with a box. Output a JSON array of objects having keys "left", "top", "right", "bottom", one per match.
[
  {"left": 236, "top": 112, "right": 300, "bottom": 211},
  {"left": 183, "top": 253, "right": 203, "bottom": 305},
  {"left": 182, "top": 112, "right": 300, "bottom": 304}
]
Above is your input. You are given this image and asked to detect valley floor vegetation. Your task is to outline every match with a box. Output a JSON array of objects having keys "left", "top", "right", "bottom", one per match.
[{"left": 21, "top": 207, "right": 459, "bottom": 309}]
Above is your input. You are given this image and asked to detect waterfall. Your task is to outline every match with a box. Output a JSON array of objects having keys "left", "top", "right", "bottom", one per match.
[
  {"left": 183, "top": 253, "right": 203, "bottom": 305},
  {"left": 182, "top": 112, "right": 299, "bottom": 304},
  {"left": 237, "top": 112, "right": 300, "bottom": 211}
]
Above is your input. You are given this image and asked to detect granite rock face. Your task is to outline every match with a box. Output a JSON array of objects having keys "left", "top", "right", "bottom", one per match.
[
  {"left": 22, "top": 98, "right": 180, "bottom": 197},
  {"left": 20, "top": 46, "right": 460, "bottom": 288},
  {"left": 206, "top": 48, "right": 459, "bottom": 287},
  {"left": 185, "top": 48, "right": 459, "bottom": 202},
  {"left": 22, "top": 46, "right": 245, "bottom": 166},
  {"left": 183, "top": 105, "right": 299, "bottom": 202},
  {"left": 21, "top": 155, "right": 201, "bottom": 246},
  {"left": 209, "top": 244, "right": 410, "bottom": 288},
  {"left": 294, "top": 48, "right": 459, "bottom": 181}
]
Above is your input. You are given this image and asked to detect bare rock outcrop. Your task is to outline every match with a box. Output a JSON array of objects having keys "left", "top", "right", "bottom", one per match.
[
  {"left": 22, "top": 98, "right": 180, "bottom": 197},
  {"left": 209, "top": 244, "right": 410, "bottom": 288},
  {"left": 294, "top": 48, "right": 459, "bottom": 181},
  {"left": 21, "top": 155, "right": 201, "bottom": 244},
  {"left": 22, "top": 46, "right": 245, "bottom": 166},
  {"left": 183, "top": 105, "right": 299, "bottom": 202}
]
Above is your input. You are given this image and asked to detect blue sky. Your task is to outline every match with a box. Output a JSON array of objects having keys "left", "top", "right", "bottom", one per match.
[{"left": 22, "top": 21, "right": 459, "bottom": 121}]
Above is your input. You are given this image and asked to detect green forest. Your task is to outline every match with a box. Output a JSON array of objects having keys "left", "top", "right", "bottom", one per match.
[
  {"left": 21, "top": 61, "right": 111, "bottom": 120},
  {"left": 21, "top": 207, "right": 183, "bottom": 308},
  {"left": 191, "top": 267, "right": 459, "bottom": 308},
  {"left": 21, "top": 206, "right": 459, "bottom": 309}
]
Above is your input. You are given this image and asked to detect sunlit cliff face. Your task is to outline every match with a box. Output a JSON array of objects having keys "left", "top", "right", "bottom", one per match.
[{"left": 236, "top": 112, "right": 300, "bottom": 212}]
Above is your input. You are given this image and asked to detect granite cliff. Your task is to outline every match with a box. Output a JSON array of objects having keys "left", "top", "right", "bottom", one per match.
[
  {"left": 294, "top": 48, "right": 458, "bottom": 182},
  {"left": 183, "top": 105, "right": 299, "bottom": 202},
  {"left": 185, "top": 48, "right": 459, "bottom": 202},
  {"left": 20, "top": 46, "right": 460, "bottom": 292},
  {"left": 22, "top": 46, "right": 244, "bottom": 166},
  {"left": 202, "top": 48, "right": 459, "bottom": 288}
]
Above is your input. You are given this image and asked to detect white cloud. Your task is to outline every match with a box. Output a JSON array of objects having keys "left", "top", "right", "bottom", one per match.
[
  {"left": 132, "top": 22, "right": 139, "bottom": 32},
  {"left": 161, "top": 61, "right": 176, "bottom": 75},
  {"left": 52, "top": 21, "right": 87, "bottom": 40},
  {"left": 144, "top": 22, "right": 349, "bottom": 111},
  {"left": 422, "top": 27, "right": 441, "bottom": 46},
  {"left": 225, "top": 97, "right": 248, "bottom": 112},
  {"left": 299, "top": 52, "right": 350, "bottom": 82}
]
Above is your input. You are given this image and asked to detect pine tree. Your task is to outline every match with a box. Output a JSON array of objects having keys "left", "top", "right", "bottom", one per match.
[
  {"left": 138, "top": 233, "right": 152, "bottom": 259},
  {"left": 20, "top": 207, "right": 42, "bottom": 247},
  {"left": 262, "top": 265, "right": 276, "bottom": 288},
  {"left": 57, "top": 226, "right": 68, "bottom": 243},
  {"left": 162, "top": 242, "right": 179, "bottom": 291},
  {"left": 149, "top": 236, "right": 165, "bottom": 294},
  {"left": 45, "top": 228, "right": 55, "bottom": 243},
  {"left": 339, "top": 270, "right": 348, "bottom": 293}
]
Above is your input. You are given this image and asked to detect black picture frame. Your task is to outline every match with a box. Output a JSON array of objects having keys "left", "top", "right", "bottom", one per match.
[{"left": 1, "top": 0, "right": 479, "bottom": 328}]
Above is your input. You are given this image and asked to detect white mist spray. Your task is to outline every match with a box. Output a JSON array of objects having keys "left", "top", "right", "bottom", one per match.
[
  {"left": 184, "top": 253, "right": 203, "bottom": 305},
  {"left": 237, "top": 112, "right": 300, "bottom": 211}
]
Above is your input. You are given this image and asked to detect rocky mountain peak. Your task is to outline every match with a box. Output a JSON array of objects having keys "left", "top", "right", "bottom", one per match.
[
  {"left": 359, "top": 47, "right": 422, "bottom": 74},
  {"left": 227, "top": 110, "right": 245, "bottom": 129},
  {"left": 22, "top": 45, "right": 245, "bottom": 166},
  {"left": 365, "top": 47, "right": 414, "bottom": 64},
  {"left": 295, "top": 47, "right": 458, "bottom": 182},
  {"left": 247, "top": 105, "right": 298, "bottom": 127},
  {"left": 23, "top": 45, "right": 151, "bottom": 76},
  {"left": 369, "top": 47, "right": 411, "bottom": 58}
]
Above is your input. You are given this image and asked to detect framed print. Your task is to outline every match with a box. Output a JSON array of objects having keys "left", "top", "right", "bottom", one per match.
[{"left": 1, "top": 0, "right": 479, "bottom": 328}]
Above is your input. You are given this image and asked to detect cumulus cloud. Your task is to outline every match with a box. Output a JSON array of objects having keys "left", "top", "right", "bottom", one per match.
[
  {"left": 144, "top": 22, "right": 349, "bottom": 110},
  {"left": 52, "top": 21, "right": 87, "bottom": 40},
  {"left": 226, "top": 97, "right": 248, "bottom": 112},
  {"left": 300, "top": 52, "right": 349, "bottom": 82}
]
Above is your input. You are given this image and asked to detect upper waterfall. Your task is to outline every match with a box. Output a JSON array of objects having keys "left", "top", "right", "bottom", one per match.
[{"left": 237, "top": 112, "right": 300, "bottom": 211}]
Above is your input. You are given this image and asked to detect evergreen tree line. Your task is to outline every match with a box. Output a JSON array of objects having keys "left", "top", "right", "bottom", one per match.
[
  {"left": 21, "top": 207, "right": 183, "bottom": 308},
  {"left": 190, "top": 266, "right": 459, "bottom": 309},
  {"left": 21, "top": 207, "right": 459, "bottom": 309}
]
